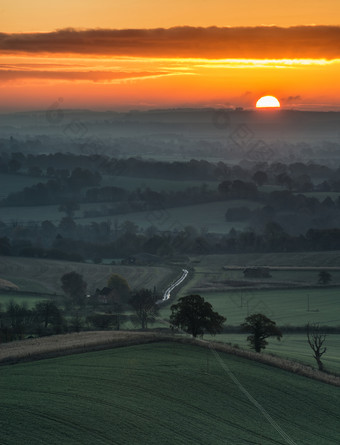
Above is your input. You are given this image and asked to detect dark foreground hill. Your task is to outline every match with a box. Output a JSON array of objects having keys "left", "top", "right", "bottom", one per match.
[{"left": 0, "top": 340, "right": 339, "bottom": 444}]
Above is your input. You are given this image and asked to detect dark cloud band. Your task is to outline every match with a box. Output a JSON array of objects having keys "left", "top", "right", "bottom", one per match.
[{"left": 1, "top": 26, "right": 340, "bottom": 59}]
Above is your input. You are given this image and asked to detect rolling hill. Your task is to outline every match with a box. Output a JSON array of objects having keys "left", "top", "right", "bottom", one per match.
[
  {"left": 0, "top": 341, "right": 338, "bottom": 444},
  {"left": 0, "top": 256, "right": 176, "bottom": 294}
]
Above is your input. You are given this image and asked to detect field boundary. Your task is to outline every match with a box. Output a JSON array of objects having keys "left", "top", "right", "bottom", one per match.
[
  {"left": 192, "top": 283, "right": 340, "bottom": 293},
  {"left": 0, "top": 289, "right": 61, "bottom": 297},
  {"left": 0, "top": 331, "right": 339, "bottom": 387}
]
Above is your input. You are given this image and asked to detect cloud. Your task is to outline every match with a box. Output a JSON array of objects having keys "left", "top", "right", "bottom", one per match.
[
  {"left": 283, "top": 95, "right": 302, "bottom": 102},
  {"left": 1, "top": 26, "right": 340, "bottom": 59},
  {"left": 0, "top": 69, "right": 172, "bottom": 83}
]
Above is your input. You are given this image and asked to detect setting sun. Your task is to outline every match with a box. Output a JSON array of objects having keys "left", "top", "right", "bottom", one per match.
[{"left": 256, "top": 95, "right": 281, "bottom": 108}]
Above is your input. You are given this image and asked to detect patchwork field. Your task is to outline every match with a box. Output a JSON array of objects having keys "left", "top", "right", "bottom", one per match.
[
  {"left": 80, "top": 199, "right": 257, "bottom": 233},
  {"left": 0, "top": 199, "right": 256, "bottom": 234},
  {"left": 0, "top": 342, "right": 338, "bottom": 444}
]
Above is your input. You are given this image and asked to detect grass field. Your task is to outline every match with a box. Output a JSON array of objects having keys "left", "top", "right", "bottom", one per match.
[
  {"left": 192, "top": 251, "right": 340, "bottom": 269},
  {"left": 0, "top": 341, "right": 338, "bottom": 444},
  {"left": 184, "top": 287, "right": 340, "bottom": 327},
  {"left": 0, "top": 256, "right": 176, "bottom": 295},
  {"left": 0, "top": 293, "right": 47, "bottom": 309},
  {"left": 179, "top": 251, "right": 340, "bottom": 294},
  {"left": 207, "top": 333, "right": 340, "bottom": 374}
]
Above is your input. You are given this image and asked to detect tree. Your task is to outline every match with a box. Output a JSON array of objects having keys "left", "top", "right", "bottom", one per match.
[
  {"left": 58, "top": 201, "right": 80, "bottom": 218},
  {"left": 61, "top": 271, "right": 87, "bottom": 307},
  {"left": 306, "top": 323, "right": 327, "bottom": 371},
  {"left": 252, "top": 171, "right": 268, "bottom": 187},
  {"left": 33, "top": 301, "right": 62, "bottom": 332},
  {"left": 107, "top": 274, "right": 130, "bottom": 297},
  {"left": 120, "top": 220, "right": 138, "bottom": 235},
  {"left": 8, "top": 159, "right": 21, "bottom": 173},
  {"left": 242, "top": 313, "right": 282, "bottom": 352},
  {"left": 218, "top": 180, "right": 232, "bottom": 195},
  {"left": 5, "top": 301, "right": 31, "bottom": 339},
  {"left": 170, "top": 294, "right": 226, "bottom": 338},
  {"left": 318, "top": 270, "right": 332, "bottom": 285},
  {"left": 129, "top": 288, "right": 159, "bottom": 329},
  {"left": 0, "top": 237, "right": 11, "bottom": 255},
  {"left": 106, "top": 274, "right": 130, "bottom": 310},
  {"left": 58, "top": 217, "right": 77, "bottom": 235}
]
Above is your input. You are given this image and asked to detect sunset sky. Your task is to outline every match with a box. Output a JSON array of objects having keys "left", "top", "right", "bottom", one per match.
[{"left": 2, "top": 0, "right": 340, "bottom": 111}]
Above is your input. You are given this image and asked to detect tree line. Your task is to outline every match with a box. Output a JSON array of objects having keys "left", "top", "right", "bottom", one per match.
[{"left": 3, "top": 222, "right": 340, "bottom": 262}]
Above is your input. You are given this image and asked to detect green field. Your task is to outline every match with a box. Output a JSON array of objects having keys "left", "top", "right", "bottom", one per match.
[
  {"left": 0, "top": 342, "right": 338, "bottom": 444},
  {"left": 0, "top": 256, "right": 176, "bottom": 295},
  {"left": 191, "top": 251, "right": 340, "bottom": 269},
  {"left": 184, "top": 288, "right": 340, "bottom": 327},
  {"left": 186, "top": 267, "right": 340, "bottom": 295},
  {"left": 0, "top": 292, "right": 47, "bottom": 309},
  {"left": 207, "top": 333, "right": 340, "bottom": 374},
  {"left": 178, "top": 251, "right": 340, "bottom": 295}
]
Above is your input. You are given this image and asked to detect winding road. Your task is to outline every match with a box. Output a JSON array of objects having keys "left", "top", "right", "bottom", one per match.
[{"left": 158, "top": 268, "right": 189, "bottom": 303}]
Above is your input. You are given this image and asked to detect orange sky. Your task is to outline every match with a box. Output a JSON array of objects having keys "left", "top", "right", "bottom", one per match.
[{"left": 1, "top": 1, "right": 340, "bottom": 111}]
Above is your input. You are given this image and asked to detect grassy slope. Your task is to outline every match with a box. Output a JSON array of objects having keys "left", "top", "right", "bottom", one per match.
[
  {"left": 207, "top": 333, "right": 340, "bottom": 374},
  {"left": 0, "top": 342, "right": 338, "bottom": 444},
  {"left": 0, "top": 256, "right": 175, "bottom": 294}
]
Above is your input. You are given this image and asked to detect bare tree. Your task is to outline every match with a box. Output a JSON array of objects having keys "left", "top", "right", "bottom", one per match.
[
  {"left": 129, "top": 289, "right": 159, "bottom": 329},
  {"left": 306, "top": 323, "right": 327, "bottom": 371}
]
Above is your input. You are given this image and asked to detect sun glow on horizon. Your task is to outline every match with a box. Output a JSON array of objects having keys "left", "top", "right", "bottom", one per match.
[{"left": 256, "top": 95, "right": 281, "bottom": 108}]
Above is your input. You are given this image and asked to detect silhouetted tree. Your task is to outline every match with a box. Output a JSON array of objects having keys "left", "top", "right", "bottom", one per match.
[
  {"left": 318, "top": 270, "right": 332, "bottom": 285},
  {"left": 129, "top": 288, "right": 159, "bottom": 329},
  {"left": 61, "top": 271, "right": 87, "bottom": 307},
  {"left": 252, "top": 171, "right": 268, "bottom": 186},
  {"left": 58, "top": 201, "right": 80, "bottom": 218},
  {"left": 242, "top": 313, "right": 282, "bottom": 352},
  {"left": 0, "top": 237, "right": 11, "bottom": 255},
  {"left": 170, "top": 294, "right": 226, "bottom": 338},
  {"left": 34, "top": 301, "right": 62, "bottom": 332},
  {"left": 107, "top": 274, "right": 130, "bottom": 296}
]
